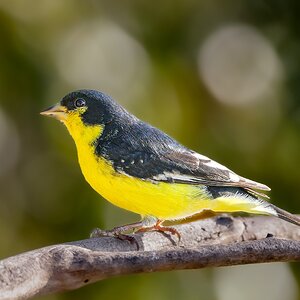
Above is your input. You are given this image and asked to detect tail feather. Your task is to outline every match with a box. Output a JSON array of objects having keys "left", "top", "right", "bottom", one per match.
[{"left": 269, "top": 203, "right": 300, "bottom": 226}]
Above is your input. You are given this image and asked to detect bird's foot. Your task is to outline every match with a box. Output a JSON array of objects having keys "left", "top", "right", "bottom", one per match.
[
  {"left": 136, "top": 220, "right": 181, "bottom": 242},
  {"left": 90, "top": 227, "right": 132, "bottom": 240},
  {"left": 90, "top": 221, "right": 144, "bottom": 250},
  {"left": 89, "top": 218, "right": 180, "bottom": 249}
]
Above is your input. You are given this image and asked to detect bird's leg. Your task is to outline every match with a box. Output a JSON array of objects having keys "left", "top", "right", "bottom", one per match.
[
  {"left": 136, "top": 220, "right": 181, "bottom": 241},
  {"left": 90, "top": 217, "right": 159, "bottom": 250},
  {"left": 90, "top": 217, "right": 181, "bottom": 248},
  {"left": 90, "top": 216, "right": 157, "bottom": 237},
  {"left": 90, "top": 221, "right": 143, "bottom": 250},
  {"left": 90, "top": 220, "right": 143, "bottom": 241}
]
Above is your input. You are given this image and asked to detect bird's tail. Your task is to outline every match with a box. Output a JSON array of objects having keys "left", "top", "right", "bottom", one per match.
[{"left": 269, "top": 203, "right": 300, "bottom": 226}]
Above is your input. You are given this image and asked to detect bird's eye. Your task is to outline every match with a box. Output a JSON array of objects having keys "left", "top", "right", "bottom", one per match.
[{"left": 75, "top": 98, "right": 86, "bottom": 108}]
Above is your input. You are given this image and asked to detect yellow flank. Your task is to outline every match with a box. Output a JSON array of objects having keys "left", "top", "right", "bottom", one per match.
[{"left": 62, "top": 112, "right": 270, "bottom": 220}]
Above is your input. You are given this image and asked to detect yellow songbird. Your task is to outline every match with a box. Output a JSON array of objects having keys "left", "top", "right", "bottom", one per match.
[{"left": 41, "top": 89, "right": 300, "bottom": 240}]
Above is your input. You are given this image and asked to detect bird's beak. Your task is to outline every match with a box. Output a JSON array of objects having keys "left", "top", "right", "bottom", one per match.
[{"left": 40, "top": 103, "right": 67, "bottom": 121}]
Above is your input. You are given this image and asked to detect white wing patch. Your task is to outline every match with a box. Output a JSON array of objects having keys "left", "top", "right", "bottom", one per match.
[
  {"left": 152, "top": 173, "right": 168, "bottom": 181},
  {"left": 203, "top": 160, "right": 228, "bottom": 171},
  {"left": 153, "top": 171, "right": 199, "bottom": 183},
  {"left": 193, "top": 153, "right": 228, "bottom": 170},
  {"left": 193, "top": 152, "right": 240, "bottom": 182},
  {"left": 193, "top": 153, "right": 211, "bottom": 162},
  {"left": 193, "top": 152, "right": 270, "bottom": 190},
  {"left": 228, "top": 172, "right": 240, "bottom": 182},
  {"left": 149, "top": 150, "right": 270, "bottom": 191}
]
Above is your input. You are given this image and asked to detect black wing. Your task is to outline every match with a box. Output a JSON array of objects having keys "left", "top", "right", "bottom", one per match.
[{"left": 95, "top": 119, "right": 270, "bottom": 192}]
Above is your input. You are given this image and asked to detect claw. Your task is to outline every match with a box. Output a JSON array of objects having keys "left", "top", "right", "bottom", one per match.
[
  {"left": 116, "top": 234, "right": 140, "bottom": 250},
  {"left": 157, "top": 226, "right": 181, "bottom": 242},
  {"left": 136, "top": 221, "right": 181, "bottom": 243},
  {"left": 90, "top": 227, "right": 139, "bottom": 250}
]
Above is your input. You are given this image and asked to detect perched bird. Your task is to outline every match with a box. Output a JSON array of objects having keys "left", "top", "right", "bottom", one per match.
[{"left": 41, "top": 89, "right": 300, "bottom": 240}]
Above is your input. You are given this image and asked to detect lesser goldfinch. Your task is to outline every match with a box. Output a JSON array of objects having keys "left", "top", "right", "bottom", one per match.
[{"left": 41, "top": 89, "right": 300, "bottom": 240}]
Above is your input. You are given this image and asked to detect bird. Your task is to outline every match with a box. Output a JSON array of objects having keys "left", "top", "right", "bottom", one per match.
[{"left": 41, "top": 89, "right": 300, "bottom": 241}]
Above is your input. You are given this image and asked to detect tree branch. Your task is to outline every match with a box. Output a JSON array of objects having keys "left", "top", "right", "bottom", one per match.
[{"left": 1, "top": 215, "right": 300, "bottom": 300}]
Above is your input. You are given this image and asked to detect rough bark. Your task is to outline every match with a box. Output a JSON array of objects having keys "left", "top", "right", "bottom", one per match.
[{"left": 0, "top": 215, "right": 300, "bottom": 300}]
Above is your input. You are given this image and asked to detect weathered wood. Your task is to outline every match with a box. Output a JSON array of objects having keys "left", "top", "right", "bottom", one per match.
[{"left": 0, "top": 215, "right": 300, "bottom": 300}]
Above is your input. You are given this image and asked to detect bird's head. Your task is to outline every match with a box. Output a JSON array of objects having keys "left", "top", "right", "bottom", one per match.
[
  {"left": 41, "top": 89, "right": 128, "bottom": 143},
  {"left": 41, "top": 89, "right": 123, "bottom": 124}
]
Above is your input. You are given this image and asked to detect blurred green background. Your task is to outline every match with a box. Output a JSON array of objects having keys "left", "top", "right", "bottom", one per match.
[{"left": 0, "top": 0, "right": 300, "bottom": 299}]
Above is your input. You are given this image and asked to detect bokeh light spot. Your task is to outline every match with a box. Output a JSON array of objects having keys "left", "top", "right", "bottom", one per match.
[
  {"left": 198, "top": 24, "right": 283, "bottom": 106},
  {"left": 54, "top": 20, "right": 151, "bottom": 103},
  {"left": 214, "top": 263, "right": 297, "bottom": 300}
]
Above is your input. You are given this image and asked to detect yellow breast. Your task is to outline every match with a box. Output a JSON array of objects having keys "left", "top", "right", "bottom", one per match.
[
  {"left": 77, "top": 142, "right": 210, "bottom": 220},
  {"left": 62, "top": 113, "right": 213, "bottom": 219},
  {"left": 62, "top": 113, "right": 267, "bottom": 220}
]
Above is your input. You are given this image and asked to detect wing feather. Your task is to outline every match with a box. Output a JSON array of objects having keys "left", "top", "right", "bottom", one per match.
[
  {"left": 97, "top": 119, "right": 270, "bottom": 192},
  {"left": 114, "top": 147, "right": 270, "bottom": 192},
  {"left": 156, "top": 150, "right": 270, "bottom": 191}
]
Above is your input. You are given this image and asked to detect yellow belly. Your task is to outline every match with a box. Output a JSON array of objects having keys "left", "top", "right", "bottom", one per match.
[
  {"left": 65, "top": 118, "right": 267, "bottom": 220},
  {"left": 77, "top": 143, "right": 265, "bottom": 220},
  {"left": 78, "top": 147, "right": 212, "bottom": 219}
]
